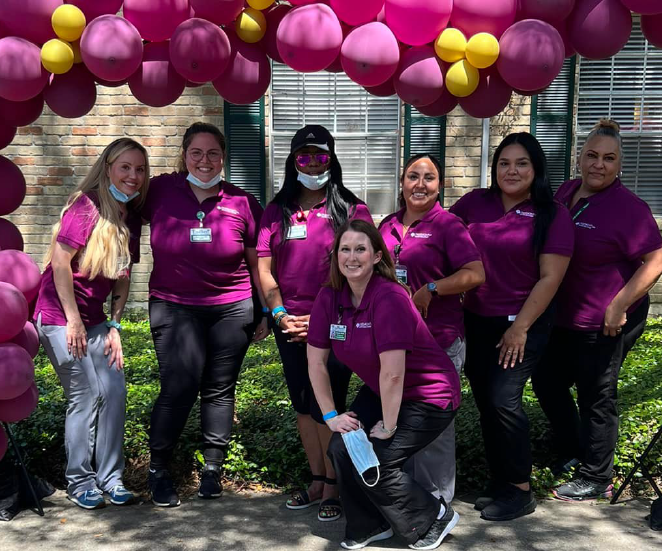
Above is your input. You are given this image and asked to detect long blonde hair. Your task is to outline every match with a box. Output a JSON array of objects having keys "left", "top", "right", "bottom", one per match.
[{"left": 44, "top": 138, "right": 150, "bottom": 280}]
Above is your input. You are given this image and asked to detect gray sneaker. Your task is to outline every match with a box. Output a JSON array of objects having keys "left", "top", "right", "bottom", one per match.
[{"left": 409, "top": 503, "right": 459, "bottom": 550}]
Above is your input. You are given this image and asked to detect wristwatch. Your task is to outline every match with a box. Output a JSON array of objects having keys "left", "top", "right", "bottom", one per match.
[{"left": 426, "top": 282, "right": 438, "bottom": 296}]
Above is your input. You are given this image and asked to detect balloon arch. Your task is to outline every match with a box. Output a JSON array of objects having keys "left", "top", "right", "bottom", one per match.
[{"left": 0, "top": 0, "right": 662, "bottom": 452}]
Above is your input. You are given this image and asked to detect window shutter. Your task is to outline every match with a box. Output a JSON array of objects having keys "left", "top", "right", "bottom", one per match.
[{"left": 224, "top": 99, "right": 266, "bottom": 204}]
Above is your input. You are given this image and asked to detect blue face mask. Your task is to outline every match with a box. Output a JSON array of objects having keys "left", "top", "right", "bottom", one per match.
[
  {"left": 109, "top": 184, "right": 139, "bottom": 203},
  {"left": 341, "top": 429, "right": 380, "bottom": 487},
  {"left": 187, "top": 172, "right": 222, "bottom": 190}
]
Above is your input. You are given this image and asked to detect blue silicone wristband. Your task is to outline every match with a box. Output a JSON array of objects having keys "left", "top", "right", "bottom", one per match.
[
  {"left": 271, "top": 306, "right": 286, "bottom": 319},
  {"left": 323, "top": 410, "right": 338, "bottom": 422},
  {"left": 262, "top": 306, "right": 270, "bottom": 314},
  {"left": 106, "top": 320, "right": 122, "bottom": 332}
]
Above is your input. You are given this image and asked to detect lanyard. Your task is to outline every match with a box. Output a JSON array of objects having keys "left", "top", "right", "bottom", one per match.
[
  {"left": 572, "top": 202, "right": 589, "bottom": 221},
  {"left": 337, "top": 305, "right": 344, "bottom": 325},
  {"left": 196, "top": 210, "right": 205, "bottom": 228},
  {"left": 394, "top": 244, "right": 402, "bottom": 264}
]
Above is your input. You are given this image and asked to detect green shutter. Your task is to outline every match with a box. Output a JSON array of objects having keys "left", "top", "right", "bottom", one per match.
[
  {"left": 223, "top": 98, "right": 266, "bottom": 205},
  {"left": 531, "top": 56, "right": 577, "bottom": 189}
]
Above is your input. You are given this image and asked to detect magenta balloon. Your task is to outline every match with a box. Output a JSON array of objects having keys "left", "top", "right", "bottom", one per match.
[
  {"left": 80, "top": 15, "right": 144, "bottom": 82},
  {"left": 44, "top": 65, "right": 97, "bottom": 119},
  {"left": 568, "top": 0, "right": 632, "bottom": 59},
  {"left": 331, "top": 0, "right": 385, "bottom": 26},
  {"left": 8, "top": 322, "right": 39, "bottom": 358},
  {"left": 0, "top": 38, "right": 49, "bottom": 102},
  {"left": 0, "top": 283, "right": 29, "bottom": 344},
  {"left": 0, "top": 219, "right": 24, "bottom": 251},
  {"left": 290, "top": 0, "right": 322, "bottom": 4},
  {"left": 0, "top": 125, "right": 17, "bottom": 151},
  {"left": 620, "top": 0, "right": 662, "bottom": 14},
  {"left": 190, "top": 0, "right": 244, "bottom": 25},
  {"left": 213, "top": 35, "right": 272, "bottom": 105},
  {"left": 517, "top": 0, "right": 576, "bottom": 24},
  {"left": 554, "top": 19, "right": 577, "bottom": 58},
  {"left": 417, "top": 87, "right": 458, "bottom": 117},
  {"left": 124, "top": 0, "right": 189, "bottom": 42},
  {"left": 277, "top": 4, "right": 344, "bottom": 73},
  {"left": 642, "top": 13, "right": 662, "bottom": 48},
  {"left": 129, "top": 42, "right": 185, "bottom": 108},
  {"left": 497, "top": 19, "right": 564, "bottom": 91},
  {"left": 95, "top": 77, "right": 128, "bottom": 88},
  {"left": 459, "top": 67, "right": 513, "bottom": 118},
  {"left": 341, "top": 23, "right": 400, "bottom": 87},
  {"left": 65, "top": 0, "right": 124, "bottom": 20},
  {"left": 451, "top": 0, "right": 517, "bottom": 38},
  {"left": 0, "top": 343, "right": 33, "bottom": 400},
  {"left": 170, "top": 18, "right": 232, "bottom": 84},
  {"left": 0, "top": 250, "right": 41, "bottom": 304},
  {"left": 262, "top": 4, "right": 292, "bottom": 64},
  {"left": 365, "top": 78, "right": 396, "bottom": 97},
  {"left": 394, "top": 46, "right": 444, "bottom": 107},
  {"left": 0, "top": 0, "right": 61, "bottom": 45},
  {"left": 0, "top": 95, "right": 44, "bottom": 128},
  {"left": 0, "top": 157, "right": 26, "bottom": 217},
  {"left": 0, "top": 382, "right": 38, "bottom": 423},
  {"left": 384, "top": 0, "right": 452, "bottom": 46}
]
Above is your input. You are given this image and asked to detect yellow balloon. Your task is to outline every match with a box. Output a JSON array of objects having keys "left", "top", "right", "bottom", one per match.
[
  {"left": 70, "top": 40, "right": 83, "bottom": 64},
  {"left": 247, "top": 0, "right": 275, "bottom": 9},
  {"left": 435, "top": 28, "right": 467, "bottom": 63},
  {"left": 445, "top": 60, "right": 480, "bottom": 98},
  {"left": 236, "top": 8, "right": 267, "bottom": 44},
  {"left": 51, "top": 4, "right": 87, "bottom": 42},
  {"left": 466, "top": 33, "right": 500, "bottom": 69},
  {"left": 41, "top": 39, "right": 74, "bottom": 74}
]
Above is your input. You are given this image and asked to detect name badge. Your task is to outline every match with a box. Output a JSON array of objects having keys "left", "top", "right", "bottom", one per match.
[
  {"left": 508, "top": 315, "right": 517, "bottom": 322},
  {"left": 330, "top": 324, "right": 347, "bottom": 341},
  {"left": 395, "top": 264, "right": 408, "bottom": 285},
  {"left": 190, "top": 227, "right": 212, "bottom": 243},
  {"left": 286, "top": 225, "right": 307, "bottom": 240}
]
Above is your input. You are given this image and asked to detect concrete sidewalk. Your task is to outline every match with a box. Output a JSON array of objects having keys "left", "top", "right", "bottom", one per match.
[{"left": 0, "top": 490, "right": 660, "bottom": 550}]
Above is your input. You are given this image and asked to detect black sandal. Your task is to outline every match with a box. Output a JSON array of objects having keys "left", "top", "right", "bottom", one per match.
[
  {"left": 318, "top": 478, "right": 342, "bottom": 522},
  {"left": 286, "top": 474, "right": 324, "bottom": 510}
]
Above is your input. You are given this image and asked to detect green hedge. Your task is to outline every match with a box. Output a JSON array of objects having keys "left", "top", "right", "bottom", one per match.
[{"left": 11, "top": 317, "right": 662, "bottom": 494}]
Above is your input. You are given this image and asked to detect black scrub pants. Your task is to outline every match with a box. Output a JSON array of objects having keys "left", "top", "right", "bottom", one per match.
[
  {"left": 532, "top": 297, "right": 649, "bottom": 483},
  {"left": 148, "top": 297, "right": 256, "bottom": 470},
  {"left": 327, "top": 386, "right": 456, "bottom": 545}
]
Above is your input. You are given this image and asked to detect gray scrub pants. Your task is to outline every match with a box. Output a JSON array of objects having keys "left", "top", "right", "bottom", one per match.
[
  {"left": 37, "top": 318, "right": 126, "bottom": 496},
  {"left": 404, "top": 337, "right": 465, "bottom": 503}
]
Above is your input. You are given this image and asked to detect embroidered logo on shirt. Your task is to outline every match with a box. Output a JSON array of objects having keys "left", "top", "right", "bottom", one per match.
[
  {"left": 515, "top": 210, "right": 536, "bottom": 218},
  {"left": 410, "top": 232, "right": 432, "bottom": 239},
  {"left": 356, "top": 322, "right": 372, "bottom": 329},
  {"left": 217, "top": 206, "right": 239, "bottom": 215},
  {"left": 576, "top": 222, "right": 596, "bottom": 230},
  {"left": 317, "top": 213, "right": 333, "bottom": 219}
]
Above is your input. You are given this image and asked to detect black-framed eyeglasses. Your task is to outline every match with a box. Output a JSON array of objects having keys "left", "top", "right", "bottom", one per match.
[
  {"left": 296, "top": 153, "right": 330, "bottom": 167},
  {"left": 188, "top": 149, "right": 223, "bottom": 162}
]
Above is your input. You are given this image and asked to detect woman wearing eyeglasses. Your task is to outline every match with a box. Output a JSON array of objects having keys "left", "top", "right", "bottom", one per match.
[
  {"left": 258, "top": 125, "right": 373, "bottom": 522},
  {"left": 142, "top": 122, "right": 268, "bottom": 507}
]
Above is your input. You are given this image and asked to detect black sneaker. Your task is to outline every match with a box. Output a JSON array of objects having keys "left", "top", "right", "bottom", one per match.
[
  {"left": 149, "top": 469, "right": 180, "bottom": 507},
  {"left": 474, "top": 480, "right": 505, "bottom": 511},
  {"left": 480, "top": 485, "right": 536, "bottom": 521},
  {"left": 409, "top": 503, "right": 459, "bottom": 550},
  {"left": 340, "top": 525, "right": 394, "bottom": 550},
  {"left": 198, "top": 464, "right": 223, "bottom": 499},
  {"left": 552, "top": 477, "right": 613, "bottom": 502}
]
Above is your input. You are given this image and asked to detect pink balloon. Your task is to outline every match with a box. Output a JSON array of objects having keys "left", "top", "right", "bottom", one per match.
[
  {"left": 0, "top": 283, "right": 29, "bottom": 344},
  {"left": 65, "top": 0, "right": 124, "bottom": 20},
  {"left": 277, "top": 4, "right": 344, "bottom": 73},
  {"left": 190, "top": 0, "right": 244, "bottom": 25},
  {"left": 365, "top": 78, "right": 396, "bottom": 97},
  {"left": 642, "top": 13, "right": 662, "bottom": 48},
  {"left": 497, "top": 19, "right": 564, "bottom": 91},
  {"left": 129, "top": 42, "right": 186, "bottom": 108},
  {"left": 0, "top": 425, "right": 6, "bottom": 461},
  {"left": 213, "top": 34, "right": 272, "bottom": 105},
  {"left": 0, "top": 382, "right": 38, "bottom": 423},
  {"left": 0, "top": 38, "right": 49, "bottom": 102},
  {"left": 568, "top": 0, "right": 632, "bottom": 59},
  {"left": 44, "top": 65, "right": 97, "bottom": 119},
  {"left": 620, "top": 0, "right": 662, "bottom": 14},
  {"left": 341, "top": 23, "right": 400, "bottom": 87},
  {"left": 0, "top": 0, "right": 61, "bottom": 45},
  {"left": 80, "top": 15, "right": 144, "bottom": 82},
  {"left": 0, "top": 125, "right": 16, "bottom": 150},
  {"left": 0, "top": 250, "right": 41, "bottom": 304},
  {"left": 384, "top": 0, "right": 452, "bottom": 46},
  {"left": 459, "top": 67, "right": 513, "bottom": 118},
  {"left": 517, "top": 0, "right": 576, "bottom": 24},
  {"left": 394, "top": 46, "right": 444, "bottom": 107},
  {"left": 8, "top": 322, "right": 39, "bottom": 358},
  {"left": 417, "top": 87, "right": 458, "bottom": 117},
  {"left": 0, "top": 95, "right": 44, "bottom": 128},
  {"left": 0, "top": 343, "right": 33, "bottom": 400},
  {"left": 331, "top": 0, "right": 385, "bottom": 26},
  {"left": 450, "top": 0, "right": 517, "bottom": 38},
  {"left": 554, "top": 18, "right": 577, "bottom": 58},
  {"left": 124, "top": 0, "right": 189, "bottom": 42},
  {"left": 326, "top": 22, "right": 352, "bottom": 73},
  {"left": 262, "top": 4, "right": 292, "bottom": 64},
  {"left": 0, "top": 157, "right": 26, "bottom": 217},
  {"left": 0, "top": 219, "right": 24, "bottom": 251},
  {"left": 170, "top": 18, "right": 232, "bottom": 84},
  {"left": 95, "top": 77, "right": 128, "bottom": 88}
]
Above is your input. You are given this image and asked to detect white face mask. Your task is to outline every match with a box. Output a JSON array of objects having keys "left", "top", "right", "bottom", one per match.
[
  {"left": 296, "top": 169, "right": 330, "bottom": 191},
  {"left": 187, "top": 172, "right": 221, "bottom": 190}
]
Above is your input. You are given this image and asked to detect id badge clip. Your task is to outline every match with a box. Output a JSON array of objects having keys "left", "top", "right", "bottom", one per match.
[
  {"left": 395, "top": 264, "right": 408, "bottom": 285},
  {"left": 330, "top": 324, "right": 347, "bottom": 341},
  {"left": 191, "top": 210, "right": 212, "bottom": 242},
  {"left": 286, "top": 224, "right": 307, "bottom": 240}
]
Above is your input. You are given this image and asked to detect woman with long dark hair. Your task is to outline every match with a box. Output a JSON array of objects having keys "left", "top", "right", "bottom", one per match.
[
  {"left": 258, "top": 125, "right": 373, "bottom": 521},
  {"left": 449, "top": 132, "right": 574, "bottom": 521}
]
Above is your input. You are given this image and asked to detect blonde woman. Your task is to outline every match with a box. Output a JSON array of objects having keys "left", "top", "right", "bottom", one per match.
[{"left": 34, "top": 138, "right": 149, "bottom": 510}]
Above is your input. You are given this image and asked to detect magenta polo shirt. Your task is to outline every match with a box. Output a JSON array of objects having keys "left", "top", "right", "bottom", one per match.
[
  {"left": 257, "top": 200, "right": 373, "bottom": 316},
  {"left": 450, "top": 189, "right": 574, "bottom": 317},
  {"left": 555, "top": 178, "right": 662, "bottom": 330},
  {"left": 34, "top": 192, "right": 142, "bottom": 327},
  {"left": 308, "top": 274, "right": 461, "bottom": 410},
  {"left": 142, "top": 172, "right": 263, "bottom": 306},
  {"left": 378, "top": 203, "right": 481, "bottom": 348}
]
